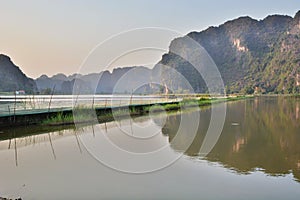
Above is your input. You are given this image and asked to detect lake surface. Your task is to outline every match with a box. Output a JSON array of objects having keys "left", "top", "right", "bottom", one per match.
[{"left": 0, "top": 97, "right": 299, "bottom": 199}]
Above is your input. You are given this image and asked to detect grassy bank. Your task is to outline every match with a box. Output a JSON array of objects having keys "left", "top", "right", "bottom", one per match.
[{"left": 42, "top": 95, "right": 251, "bottom": 126}]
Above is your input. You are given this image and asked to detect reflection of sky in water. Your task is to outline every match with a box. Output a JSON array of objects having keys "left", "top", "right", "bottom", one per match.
[{"left": 0, "top": 97, "right": 300, "bottom": 199}]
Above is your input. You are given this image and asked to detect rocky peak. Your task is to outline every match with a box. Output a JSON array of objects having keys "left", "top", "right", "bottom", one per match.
[
  {"left": 51, "top": 73, "right": 68, "bottom": 80},
  {"left": 294, "top": 10, "right": 300, "bottom": 21},
  {"left": 262, "top": 14, "right": 292, "bottom": 30},
  {"left": 0, "top": 54, "right": 38, "bottom": 93},
  {"left": 0, "top": 54, "right": 11, "bottom": 62},
  {"left": 38, "top": 74, "right": 49, "bottom": 79}
]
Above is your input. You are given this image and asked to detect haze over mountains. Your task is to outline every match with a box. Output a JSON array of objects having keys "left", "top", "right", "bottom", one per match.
[
  {"left": 35, "top": 67, "right": 153, "bottom": 94},
  {"left": 1, "top": 10, "right": 300, "bottom": 95}
]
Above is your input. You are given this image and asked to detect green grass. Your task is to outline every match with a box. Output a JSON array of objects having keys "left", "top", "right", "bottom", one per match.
[
  {"left": 42, "top": 95, "right": 251, "bottom": 126},
  {"left": 42, "top": 112, "right": 74, "bottom": 125}
]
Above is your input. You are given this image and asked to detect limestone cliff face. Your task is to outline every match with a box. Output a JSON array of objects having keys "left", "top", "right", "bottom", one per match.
[
  {"left": 0, "top": 54, "right": 37, "bottom": 93},
  {"left": 156, "top": 11, "right": 300, "bottom": 94}
]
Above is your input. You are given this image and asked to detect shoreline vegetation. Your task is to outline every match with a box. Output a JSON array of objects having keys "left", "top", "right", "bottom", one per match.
[
  {"left": 41, "top": 95, "right": 252, "bottom": 126},
  {"left": 1, "top": 94, "right": 299, "bottom": 128},
  {"left": 45, "top": 93, "right": 300, "bottom": 127}
]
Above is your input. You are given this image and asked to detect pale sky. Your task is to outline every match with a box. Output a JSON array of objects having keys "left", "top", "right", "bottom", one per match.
[{"left": 0, "top": 0, "right": 298, "bottom": 78}]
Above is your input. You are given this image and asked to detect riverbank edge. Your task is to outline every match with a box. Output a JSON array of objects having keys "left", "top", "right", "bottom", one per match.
[
  {"left": 0, "top": 95, "right": 253, "bottom": 128},
  {"left": 42, "top": 95, "right": 252, "bottom": 126}
]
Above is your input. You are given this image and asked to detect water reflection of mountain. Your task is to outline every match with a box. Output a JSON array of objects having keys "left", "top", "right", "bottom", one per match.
[
  {"left": 1, "top": 97, "right": 299, "bottom": 182},
  {"left": 163, "top": 97, "right": 300, "bottom": 182}
]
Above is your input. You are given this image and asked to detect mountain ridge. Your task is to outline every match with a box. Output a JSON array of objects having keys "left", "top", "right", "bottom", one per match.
[
  {"left": 1, "top": 10, "right": 300, "bottom": 95},
  {"left": 157, "top": 10, "right": 300, "bottom": 94},
  {"left": 0, "top": 54, "right": 37, "bottom": 94},
  {"left": 35, "top": 66, "right": 152, "bottom": 94}
]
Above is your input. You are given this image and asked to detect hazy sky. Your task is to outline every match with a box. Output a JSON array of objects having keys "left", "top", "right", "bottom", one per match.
[{"left": 0, "top": 0, "right": 298, "bottom": 78}]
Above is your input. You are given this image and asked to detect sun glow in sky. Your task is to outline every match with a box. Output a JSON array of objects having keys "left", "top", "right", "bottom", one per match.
[{"left": 0, "top": 0, "right": 298, "bottom": 78}]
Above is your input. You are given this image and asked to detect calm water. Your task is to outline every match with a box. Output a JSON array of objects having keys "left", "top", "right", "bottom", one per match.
[{"left": 0, "top": 97, "right": 299, "bottom": 199}]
